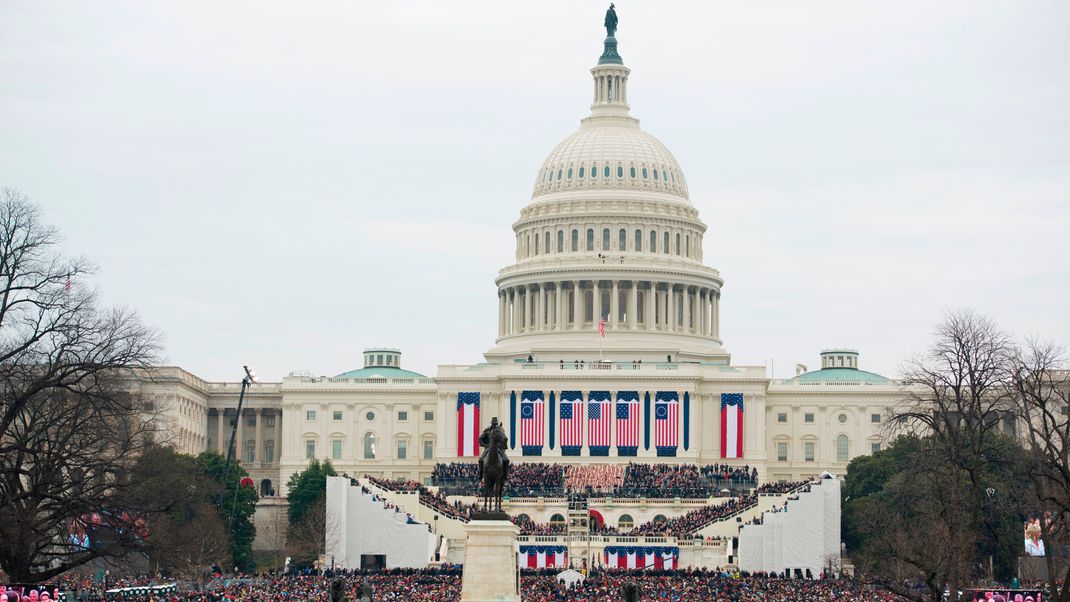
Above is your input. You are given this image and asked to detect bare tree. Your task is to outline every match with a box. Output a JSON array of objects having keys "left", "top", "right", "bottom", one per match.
[
  {"left": 1011, "top": 339, "right": 1070, "bottom": 602},
  {"left": 0, "top": 189, "right": 163, "bottom": 582},
  {"left": 885, "top": 310, "right": 1017, "bottom": 601},
  {"left": 287, "top": 496, "right": 343, "bottom": 568}
]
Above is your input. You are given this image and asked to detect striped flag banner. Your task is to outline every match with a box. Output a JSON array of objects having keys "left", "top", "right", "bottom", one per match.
[
  {"left": 587, "top": 391, "right": 611, "bottom": 455},
  {"left": 615, "top": 391, "right": 640, "bottom": 454},
  {"left": 559, "top": 391, "right": 583, "bottom": 455},
  {"left": 721, "top": 393, "right": 744, "bottom": 459},
  {"left": 654, "top": 391, "right": 679, "bottom": 456},
  {"left": 456, "top": 392, "right": 480, "bottom": 457},
  {"left": 599, "top": 316, "right": 606, "bottom": 337},
  {"left": 520, "top": 545, "right": 567, "bottom": 569},
  {"left": 604, "top": 546, "right": 678, "bottom": 570},
  {"left": 520, "top": 390, "right": 545, "bottom": 454}
]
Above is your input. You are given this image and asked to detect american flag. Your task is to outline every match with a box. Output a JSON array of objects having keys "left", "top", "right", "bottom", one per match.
[
  {"left": 587, "top": 392, "right": 611, "bottom": 447},
  {"left": 655, "top": 393, "right": 679, "bottom": 448},
  {"left": 615, "top": 392, "right": 640, "bottom": 447},
  {"left": 520, "top": 392, "right": 544, "bottom": 447},
  {"left": 599, "top": 316, "right": 606, "bottom": 337},
  {"left": 559, "top": 392, "right": 584, "bottom": 448}
]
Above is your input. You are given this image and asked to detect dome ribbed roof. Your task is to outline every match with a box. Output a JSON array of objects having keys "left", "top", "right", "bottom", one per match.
[{"left": 531, "top": 123, "right": 689, "bottom": 202}]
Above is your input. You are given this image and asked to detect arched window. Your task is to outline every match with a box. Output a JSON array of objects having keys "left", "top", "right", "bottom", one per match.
[
  {"left": 516, "top": 513, "right": 531, "bottom": 523},
  {"left": 260, "top": 479, "right": 273, "bottom": 497},
  {"left": 602, "top": 228, "right": 610, "bottom": 250},
  {"left": 557, "top": 230, "right": 564, "bottom": 253},
  {"left": 675, "top": 233, "right": 681, "bottom": 255},
  {"left": 566, "top": 167, "right": 573, "bottom": 179},
  {"left": 836, "top": 434, "right": 849, "bottom": 462},
  {"left": 544, "top": 232, "right": 550, "bottom": 254},
  {"left": 641, "top": 167, "right": 648, "bottom": 179},
  {"left": 617, "top": 166, "right": 623, "bottom": 178},
  {"left": 635, "top": 229, "right": 642, "bottom": 251},
  {"left": 556, "top": 169, "right": 562, "bottom": 180},
  {"left": 663, "top": 232, "right": 670, "bottom": 254},
  {"left": 549, "top": 513, "right": 566, "bottom": 527},
  {"left": 653, "top": 169, "right": 659, "bottom": 181},
  {"left": 534, "top": 235, "right": 539, "bottom": 255},
  {"left": 586, "top": 228, "right": 594, "bottom": 251},
  {"left": 618, "top": 228, "right": 626, "bottom": 251},
  {"left": 618, "top": 514, "right": 634, "bottom": 530},
  {"left": 578, "top": 166, "right": 585, "bottom": 178},
  {"left": 571, "top": 229, "right": 579, "bottom": 252},
  {"left": 592, "top": 164, "right": 598, "bottom": 178},
  {"left": 629, "top": 166, "right": 636, "bottom": 178},
  {"left": 650, "top": 230, "right": 657, "bottom": 252},
  {"left": 363, "top": 432, "right": 377, "bottom": 459}
]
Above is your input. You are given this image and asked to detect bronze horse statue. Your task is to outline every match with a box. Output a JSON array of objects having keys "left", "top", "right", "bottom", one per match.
[{"left": 481, "top": 425, "right": 507, "bottom": 513}]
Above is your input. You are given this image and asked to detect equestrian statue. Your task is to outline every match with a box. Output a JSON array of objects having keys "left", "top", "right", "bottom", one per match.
[{"left": 477, "top": 417, "right": 510, "bottom": 514}]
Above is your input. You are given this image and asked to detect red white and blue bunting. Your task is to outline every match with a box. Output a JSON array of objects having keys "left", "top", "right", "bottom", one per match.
[
  {"left": 520, "top": 545, "right": 567, "bottom": 569},
  {"left": 603, "top": 546, "right": 678, "bottom": 570}
]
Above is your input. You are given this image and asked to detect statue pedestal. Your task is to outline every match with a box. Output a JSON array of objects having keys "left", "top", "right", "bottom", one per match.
[{"left": 460, "top": 519, "right": 520, "bottom": 602}]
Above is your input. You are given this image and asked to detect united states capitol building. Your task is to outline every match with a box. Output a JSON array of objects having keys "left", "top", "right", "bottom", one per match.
[{"left": 138, "top": 23, "right": 903, "bottom": 502}]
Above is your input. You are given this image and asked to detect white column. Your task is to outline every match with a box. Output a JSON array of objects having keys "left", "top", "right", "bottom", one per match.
[
  {"left": 593, "top": 280, "right": 601, "bottom": 325},
  {"left": 254, "top": 408, "right": 263, "bottom": 465},
  {"left": 499, "top": 291, "right": 506, "bottom": 337},
  {"left": 684, "top": 284, "right": 693, "bottom": 331},
  {"left": 536, "top": 285, "right": 544, "bottom": 331},
  {"left": 645, "top": 284, "right": 654, "bottom": 331},
  {"left": 610, "top": 280, "right": 619, "bottom": 329},
  {"left": 691, "top": 288, "right": 699, "bottom": 333},
  {"left": 628, "top": 281, "right": 638, "bottom": 329},
  {"left": 667, "top": 285, "right": 675, "bottom": 333},
  {"left": 714, "top": 291, "right": 720, "bottom": 338},
  {"left": 513, "top": 288, "right": 522, "bottom": 335},
  {"left": 572, "top": 281, "right": 582, "bottom": 330},
  {"left": 527, "top": 286, "right": 535, "bottom": 331},
  {"left": 216, "top": 410, "right": 225, "bottom": 453}
]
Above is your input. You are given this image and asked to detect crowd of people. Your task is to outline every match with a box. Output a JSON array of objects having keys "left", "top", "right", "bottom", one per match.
[
  {"left": 431, "top": 462, "right": 765, "bottom": 499},
  {"left": 364, "top": 476, "right": 475, "bottom": 522},
  {"left": 27, "top": 569, "right": 907, "bottom": 601},
  {"left": 564, "top": 464, "right": 625, "bottom": 494}
]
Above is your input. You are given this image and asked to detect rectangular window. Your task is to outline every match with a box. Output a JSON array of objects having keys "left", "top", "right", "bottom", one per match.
[
  {"left": 397, "top": 440, "right": 407, "bottom": 460},
  {"left": 305, "top": 440, "right": 316, "bottom": 459},
  {"left": 587, "top": 229, "right": 594, "bottom": 251},
  {"left": 332, "top": 439, "right": 342, "bottom": 460},
  {"left": 423, "top": 440, "right": 434, "bottom": 460},
  {"left": 602, "top": 228, "right": 610, "bottom": 250},
  {"left": 265, "top": 415, "right": 275, "bottom": 428},
  {"left": 245, "top": 441, "right": 256, "bottom": 463},
  {"left": 870, "top": 413, "right": 880, "bottom": 423},
  {"left": 333, "top": 411, "right": 343, "bottom": 421},
  {"left": 804, "top": 413, "right": 814, "bottom": 423},
  {"left": 306, "top": 410, "right": 316, "bottom": 421},
  {"left": 804, "top": 442, "right": 815, "bottom": 462},
  {"left": 619, "top": 228, "right": 626, "bottom": 251},
  {"left": 776, "top": 442, "right": 788, "bottom": 462},
  {"left": 265, "top": 441, "right": 275, "bottom": 463},
  {"left": 836, "top": 436, "right": 849, "bottom": 462},
  {"left": 424, "top": 411, "right": 434, "bottom": 422},
  {"left": 871, "top": 442, "right": 881, "bottom": 453},
  {"left": 398, "top": 410, "right": 408, "bottom": 421},
  {"left": 777, "top": 413, "right": 787, "bottom": 423},
  {"left": 246, "top": 416, "right": 256, "bottom": 427}
]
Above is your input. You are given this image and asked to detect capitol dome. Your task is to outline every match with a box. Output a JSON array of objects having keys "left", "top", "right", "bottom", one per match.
[{"left": 532, "top": 124, "right": 690, "bottom": 201}]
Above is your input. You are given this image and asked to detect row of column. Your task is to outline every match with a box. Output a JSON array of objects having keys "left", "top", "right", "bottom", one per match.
[
  {"left": 212, "top": 407, "right": 280, "bottom": 466},
  {"left": 497, "top": 281, "right": 720, "bottom": 338}
]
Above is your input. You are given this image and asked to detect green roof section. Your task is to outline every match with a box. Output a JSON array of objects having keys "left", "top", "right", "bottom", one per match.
[
  {"left": 787, "top": 367, "right": 891, "bottom": 384},
  {"left": 335, "top": 366, "right": 427, "bottom": 379}
]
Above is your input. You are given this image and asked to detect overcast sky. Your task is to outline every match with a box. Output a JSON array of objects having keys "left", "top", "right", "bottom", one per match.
[{"left": 1, "top": 0, "right": 1067, "bottom": 382}]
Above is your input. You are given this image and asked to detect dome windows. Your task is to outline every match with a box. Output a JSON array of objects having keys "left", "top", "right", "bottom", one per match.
[
  {"left": 617, "top": 166, "right": 623, "bottom": 178},
  {"left": 635, "top": 229, "right": 642, "bottom": 251},
  {"left": 629, "top": 166, "right": 636, "bottom": 178},
  {"left": 566, "top": 167, "right": 573, "bottom": 179},
  {"left": 556, "top": 169, "right": 562, "bottom": 181},
  {"left": 586, "top": 228, "right": 594, "bottom": 251},
  {"left": 653, "top": 169, "right": 659, "bottom": 181},
  {"left": 663, "top": 232, "right": 670, "bottom": 254},
  {"left": 602, "top": 228, "right": 610, "bottom": 250},
  {"left": 649, "top": 230, "right": 656, "bottom": 253},
  {"left": 591, "top": 164, "right": 597, "bottom": 178},
  {"left": 641, "top": 167, "right": 648, "bottom": 179},
  {"left": 557, "top": 230, "right": 564, "bottom": 253},
  {"left": 571, "top": 229, "right": 579, "bottom": 252},
  {"left": 618, "top": 228, "right": 626, "bottom": 251},
  {"left": 605, "top": 166, "right": 612, "bottom": 178},
  {"left": 578, "top": 166, "right": 585, "bottom": 178}
]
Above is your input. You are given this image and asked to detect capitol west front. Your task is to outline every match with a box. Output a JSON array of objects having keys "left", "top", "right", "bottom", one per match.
[{"left": 138, "top": 26, "right": 902, "bottom": 501}]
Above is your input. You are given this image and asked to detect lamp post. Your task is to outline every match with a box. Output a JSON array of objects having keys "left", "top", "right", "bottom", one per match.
[{"left": 218, "top": 365, "right": 257, "bottom": 508}]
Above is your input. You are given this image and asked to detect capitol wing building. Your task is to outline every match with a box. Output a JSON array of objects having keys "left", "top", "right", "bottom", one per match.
[{"left": 140, "top": 28, "right": 903, "bottom": 499}]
